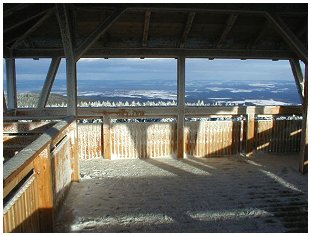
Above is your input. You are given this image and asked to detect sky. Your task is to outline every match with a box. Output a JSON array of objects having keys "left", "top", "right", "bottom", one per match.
[{"left": 3, "top": 57, "right": 298, "bottom": 82}]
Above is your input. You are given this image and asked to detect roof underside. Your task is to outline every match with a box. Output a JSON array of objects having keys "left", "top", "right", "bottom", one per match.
[{"left": 3, "top": 3, "right": 308, "bottom": 60}]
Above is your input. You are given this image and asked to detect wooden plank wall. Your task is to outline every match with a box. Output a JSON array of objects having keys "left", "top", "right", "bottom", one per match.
[
  {"left": 110, "top": 122, "right": 177, "bottom": 159},
  {"left": 78, "top": 123, "right": 102, "bottom": 159},
  {"left": 3, "top": 118, "right": 77, "bottom": 233},
  {"left": 255, "top": 119, "right": 302, "bottom": 153},
  {"left": 185, "top": 121, "right": 241, "bottom": 157},
  {"left": 51, "top": 136, "right": 72, "bottom": 210},
  {"left": 3, "top": 173, "right": 40, "bottom": 233},
  {"left": 77, "top": 117, "right": 302, "bottom": 160}
]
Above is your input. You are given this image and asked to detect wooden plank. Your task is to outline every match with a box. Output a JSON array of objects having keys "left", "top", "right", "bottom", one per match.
[
  {"left": 70, "top": 121, "right": 79, "bottom": 182},
  {"left": 37, "top": 57, "right": 61, "bottom": 109},
  {"left": 33, "top": 148, "right": 54, "bottom": 232},
  {"left": 265, "top": 13, "right": 307, "bottom": 63},
  {"left": 177, "top": 56, "right": 185, "bottom": 158},
  {"left": 216, "top": 13, "right": 238, "bottom": 48},
  {"left": 179, "top": 12, "right": 195, "bottom": 48},
  {"left": 75, "top": 7, "right": 126, "bottom": 60},
  {"left": 6, "top": 58, "right": 17, "bottom": 110},
  {"left": 103, "top": 117, "right": 111, "bottom": 159},
  {"left": 142, "top": 10, "right": 151, "bottom": 47}
]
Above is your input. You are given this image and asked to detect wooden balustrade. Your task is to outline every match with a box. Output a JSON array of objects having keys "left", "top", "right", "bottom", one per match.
[
  {"left": 3, "top": 117, "right": 78, "bottom": 233},
  {"left": 2, "top": 105, "right": 304, "bottom": 232}
]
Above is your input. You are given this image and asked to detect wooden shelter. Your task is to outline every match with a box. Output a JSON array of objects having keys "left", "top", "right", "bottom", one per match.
[{"left": 3, "top": 3, "right": 308, "bottom": 233}]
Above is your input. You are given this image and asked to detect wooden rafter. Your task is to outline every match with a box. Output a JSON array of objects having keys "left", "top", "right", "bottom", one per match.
[
  {"left": 247, "top": 21, "right": 269, "bottom": 49},
  {"left": 37, "top": 57, "right": 61, "bottom": 109},
  {"left": 4, "top": 4, "right": 30, "bottom": 18},
  {"left": 56, "top": 4, "right": 74, "bottom": 59},
  {"left": 265, "top": 12, "right": 307, "bottom": 63},
  {"left": 179, "top": 12, "right": 196, "bottom": 48},
  {"left": 216, "top": 13, "right": 238, "bottom": 48},
  {"left": 11, "top": 9, "right": 54, "bottom": 49},
  {"left": 75, "top": 7, "right": 126, "bottom": 61},
  {"left": 4, "top": 8, "right": 50, "bottom": 33},
  {"left": 142, "top": 10, "right": 151, "bottom": 47}
]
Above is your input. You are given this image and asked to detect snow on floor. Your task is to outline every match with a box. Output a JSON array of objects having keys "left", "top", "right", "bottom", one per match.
[{"left": 55, "top": 153, "right": 308, "bottom": 233}]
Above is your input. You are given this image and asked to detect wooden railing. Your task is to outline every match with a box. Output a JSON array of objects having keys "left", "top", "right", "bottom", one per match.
[
  {"left": 3, "top": 117, "right": 79, "bottom": 233},
  {"left": 73, "top": 106, "right": 303, "bottom": 160}
]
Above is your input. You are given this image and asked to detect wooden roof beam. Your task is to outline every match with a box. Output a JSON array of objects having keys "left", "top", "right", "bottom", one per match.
[
  {"left": 9, "top": 48, "right": 297, "bottom": 60},
  {"left": 216, "top": 13, "right": 238, "bottom": 49},
  {"left": 265, "top": 12, "right": 307, "bottom": 63},
  {"left": 75, "top": 7, "right": 126, "bottom": 61},
  {"left": 56, "top": 4, "right": 74, "bottom": 59},
  {"left": 4, "top": 4, "right": 30, "bottom": 18},
  {"left": 179, "top": 12, "right": 196, "bottom": 48},
  {"left": 142, "top": 11, "right": 151, "bottom": 47},
  {"left": 4, "top": 8, "right": 51, "bottom": 33},
  {"left": 11, "top": 9, "right": 54, "bottom": 49},
  {"left": 247, "top": 21, "right": 269, "bottom": 49}
]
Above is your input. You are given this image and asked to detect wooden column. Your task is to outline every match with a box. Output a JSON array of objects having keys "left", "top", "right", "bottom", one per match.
[
  {"left": 37, "top": 57, "right": 61, "bottom": 108},
  {"left": 299, "top": 64, "right": 308, "bottom": 174},
  {"left": 56, "top": 4, "right": 77, "bottom": 116},
  {"left": 3, "top": 92, "right": 8, "bottom": 113},
  {"left": 5, "top": 58, "right": 17, "bottom": 110},
  {"left": 66, "top": 58, "right": 77, "bottom": 116},
  {"left": 177, "top": 57, "right": 185, "bottom": 158}
]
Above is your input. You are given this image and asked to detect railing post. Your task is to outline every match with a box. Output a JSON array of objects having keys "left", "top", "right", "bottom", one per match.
[
  {"left": 70, "top": 120, "right": 80, "bottom": 182},
  {"left": 33, "top": 147, "right": 54, "bottom": 232},
  {"left": 177, "top": 56, "right": 185, "bottom": 158},
  {"left": 245, "top": 113, "right": 255, "bottom": 156},
  {"left": 103, "top": 116, "right": 111, "bottom": 159},
  {"left": 5, "top": 58, "right": 17, "bottom": 110}
]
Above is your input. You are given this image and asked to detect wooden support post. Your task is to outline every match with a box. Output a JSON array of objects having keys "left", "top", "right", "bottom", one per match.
[
  {"left": 3, "top": 92, "right": 8, "bottom": 113},
  {"left": 103, "top": 116, "right": 111, "bottom": 159},
  {"left": 245, "top": 113, "right": 255, "bottom": 157},
  {"left": 66, "top": 58, "right": 77, "bottom": 116},
  {"left": 33, "top": 148, "right": 54, "bottom": 232},
  {"left": 177, "top": 56, "right": 185, "bottom": 159},
  {"left": 299, "top": 64, "right": 308, "bottom": 174},
  {"left": 56, "top": 4, "right": 77, "bottom": 116},
  {"left": 289, "top": 59, "right": 304, "bottom": 103},
  {"left": 37, "top": 57, "right": 61, "bottom": 108},
  {"left": 70, "top": 121, "right": 79, "bottom": 181},
  {"left": 5, "top": 58, "right": 17, "bottom": 110}
]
